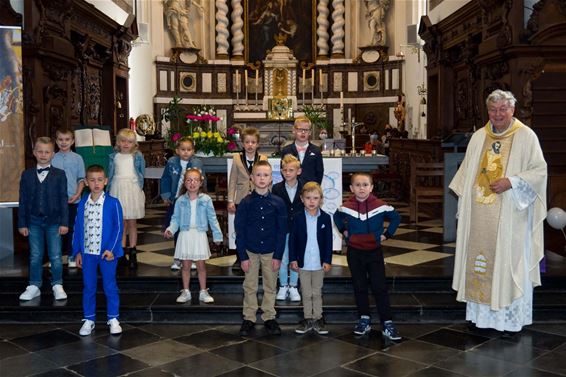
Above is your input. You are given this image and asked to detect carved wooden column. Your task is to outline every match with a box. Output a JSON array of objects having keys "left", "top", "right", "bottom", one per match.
[
  {"left": 215, "top": 0, "right": 229, "bottom": 58},
  {"left": 230, "top": 0, "right": 244, "bottom": 60},
  {"left": 316, "top": 0, "right": 330, "bottom": 59},
  {"left": 331, "top": 0, "right": 345, "bottom": 58}
]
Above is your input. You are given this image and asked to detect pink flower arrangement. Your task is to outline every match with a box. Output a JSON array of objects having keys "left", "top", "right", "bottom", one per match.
[
  {"left": 186, "top": 114, "right": 221, "bottom": 122},
  {"left": 227, "top": 141, "right": 238, "bottom": 151},
  {"left": 171, "top": 132, "right": 182, "bottom": 143},
  {"left": 227, "top": 127, "right": 237, "bottom": 135}
]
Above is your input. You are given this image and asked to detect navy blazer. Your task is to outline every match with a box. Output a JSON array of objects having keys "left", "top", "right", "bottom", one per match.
[
  {"left": 280, "top": 143, "right": 324, "bottom": 184},
  {"left": 18, "top": 167, "right": 68, "bottom": 228},
  {"left": 271, "top": 179, "right": 304, "bottom": 230},
  {"left": 289, "top": 209, "right": 333, "bottom": 268}
]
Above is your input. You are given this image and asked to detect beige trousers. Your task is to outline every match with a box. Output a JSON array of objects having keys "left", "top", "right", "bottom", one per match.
[
  {"left": 242, "top": 251, "right": 278, "bottom": 322},
  {"left": 299, "top": 269, "right": 325, "bottom": 320}
]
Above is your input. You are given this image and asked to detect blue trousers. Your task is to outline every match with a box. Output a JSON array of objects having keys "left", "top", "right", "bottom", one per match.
[
  {"left": 279, "top": 234, "right": 299, "bottom": 287},
  {"left": 28, "top": 220, "right": 62, "bottom": 288},
  {"left": 82, "top": 253, "right": 120, "bottom": 321}
]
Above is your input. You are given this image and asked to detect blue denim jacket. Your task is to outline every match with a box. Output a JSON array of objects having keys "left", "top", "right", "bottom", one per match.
[
  {"left": 159, "top": 155, "right": 205, "bottom": 201},
  {"left": 107, "top": 151, "right": 145, "bottom": 192},
  {"left": 167, "top": 193, "right": 222, "bottom": 242}
]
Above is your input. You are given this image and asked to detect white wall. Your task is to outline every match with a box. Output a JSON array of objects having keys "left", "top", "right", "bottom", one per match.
[
  {"left": 428, "top": 0, "right": 471, "bottom": 24},
  {"left": 84, "top": 0, "right": 130, "bottom": 26}
]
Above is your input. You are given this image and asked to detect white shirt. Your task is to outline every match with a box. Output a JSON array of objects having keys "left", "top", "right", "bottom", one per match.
[
  {"left": 295, "top": 142, "right": 308, "bottom": 163},
  {"left": 84, "top": 192, "right": 105, "bottom": 255},
  {"left": 303, "top": 209, "right": 322, "bottom": 271},
  {"left": 36, "top": 164, "right": 51, "bottom": 183},
  {"left": 285, "top": 181, "right": 298, "bottom": 203}
]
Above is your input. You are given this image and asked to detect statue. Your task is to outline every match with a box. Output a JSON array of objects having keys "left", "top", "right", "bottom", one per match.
[
  {"left": 394, "top": 95, "right": 406, "bottom": 131},
  {"left": 164, "top": 0, "right": 204, "bottom": 48},
  {"left": 364, "top": 0, "right": 390, "bottom": 46}
]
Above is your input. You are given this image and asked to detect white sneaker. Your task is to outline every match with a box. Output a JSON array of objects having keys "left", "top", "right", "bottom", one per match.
[
  {"left": 199, "top": 289, "right": 214, "bottom": 303},
  {"left": 276, "top": 286, "right": 289, "bottom": 300},
  {"left": 191, "top": 262, "right": 197, "bottom": 270},
  {"left": 170, "top": 260, "right": 181, "bottom": 271},
  {"left": 289, "top": 286, "right": 301, "bottom": 302},
  {"left": 176, "top": 289, "right": 191, "bottom": 303},
  {"left": 52, "top": 284, "right": 67, "bottom": 300},
  {"left": 19, "top": 285, "right": 41, "bottom": 301},
  {"left": 107, "top": 318, "right": 122, "bottom": 335},
  {"left": 79, "top": 319, "right": 95, "bottom": 336},
  {"left": 68, "top": 257, "right": 77, "bottom": 268}
]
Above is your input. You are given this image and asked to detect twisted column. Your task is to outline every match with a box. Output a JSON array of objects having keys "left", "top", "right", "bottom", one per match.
[
  {"left": 331, "top": 0, "right": 345, "bottom": 58},
  {"left": 215, "top": 0, "right": 229, "bottom": 58},
  {"left": 317, "top": 0, "right": 330, "bottom": 58},
  {"left": 230, "top": 0, "right": 244, "bottom": 59}
]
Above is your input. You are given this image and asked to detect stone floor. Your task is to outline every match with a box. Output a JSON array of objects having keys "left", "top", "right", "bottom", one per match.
[{"left": 1, "top": 322, "right": 566, "bottom": 377}]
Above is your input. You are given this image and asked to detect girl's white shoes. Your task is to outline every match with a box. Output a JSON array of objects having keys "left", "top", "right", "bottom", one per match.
[
  {"left": 176, "top": 289, "right": 191, "bottom": 303},
  {"left": 199, "top": 289, "right": 214, "bottom": 303}
]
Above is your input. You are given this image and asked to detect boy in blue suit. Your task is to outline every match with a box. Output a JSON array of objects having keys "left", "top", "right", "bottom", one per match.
[
  {"left": 289, "top": 182, "right": 333, "bottom": 335},
  {"left": 280, "top": 116, "right": 324, "bottom": 184},
  {"left": 18, "top": 137, "right": 69, "bottom": 301},
  {"left": 73, "top": 165, "right": 124, "bottom": 336}
]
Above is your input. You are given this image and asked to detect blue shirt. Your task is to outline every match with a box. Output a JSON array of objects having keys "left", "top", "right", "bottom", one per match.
[
  {"left": 52, "top": 151, "right": 85, "bottom": 203},
  {"left": 303, "top": 209, "right": 322, "bottom": 271},
  {"left": 235, "top": 190, "right": 287, "bottom": 261}
]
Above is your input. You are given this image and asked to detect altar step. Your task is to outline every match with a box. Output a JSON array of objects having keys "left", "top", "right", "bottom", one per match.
[{"left": 1, "top": 275, "right": 565, "bottom": 324}]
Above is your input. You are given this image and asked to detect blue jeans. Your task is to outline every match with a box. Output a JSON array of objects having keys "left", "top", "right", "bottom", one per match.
[
  {"left": 279, "top": 234, "right": 299, "bottom": 287},
  {"left": 28, "top": 221, "right": 63, "bottom": 288}
]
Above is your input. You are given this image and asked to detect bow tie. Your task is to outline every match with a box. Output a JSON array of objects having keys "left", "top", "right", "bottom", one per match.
[
  {"left": 37, "top": 167, "right": 50, "bottom": 174},
  {"left": 296, "top": 145, "right": 307, "bottom": 153}
]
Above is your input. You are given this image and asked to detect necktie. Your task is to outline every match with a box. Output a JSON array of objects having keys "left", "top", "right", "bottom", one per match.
[
  {"left": 247, "top": 160, "right": 254, "bottom": 170},
  {"left": 37, "top": 167, "right": 50, "bottom": 174}
]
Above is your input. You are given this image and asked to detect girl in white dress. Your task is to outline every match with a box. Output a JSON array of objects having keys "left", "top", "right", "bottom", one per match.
[
  {"left": 107, "top": 128, "right": 145, "bottom": 269},
  {"left": 164, "top": 168, "right": 223, "bottom": 304}
]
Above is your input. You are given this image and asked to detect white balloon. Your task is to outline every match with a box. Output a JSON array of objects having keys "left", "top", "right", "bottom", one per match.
[{"left": 546, "top": 207, "right": 566, "bottom": 230}]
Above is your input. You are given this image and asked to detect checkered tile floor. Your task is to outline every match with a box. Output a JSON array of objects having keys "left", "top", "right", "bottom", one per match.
[{"left": 136, "top": 199, "right": 456, "bottom": 277}]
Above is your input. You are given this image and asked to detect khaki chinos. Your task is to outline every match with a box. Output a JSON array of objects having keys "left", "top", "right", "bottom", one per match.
[{"left": 242, "top": 251, "right": 278, "bottom": 322}]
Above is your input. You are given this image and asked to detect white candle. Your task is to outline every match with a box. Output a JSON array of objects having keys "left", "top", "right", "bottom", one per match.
[
  {"left": 302, "top": 69, "right": 306, "bottom": 88},
  {"left": 319, "top": 71, "right": 324, "bottom": 88},
  {"left": 312, "top": 68, "right": 315, "bottom": 87},
  {"left": 235, "top": 70, "right": 240, "bottom": 91},
  {"left": 255, "top": 69, "right": 258, "bottom": 87},
  {"left": 348, "top": 108, "right": 352, "bottom": 122},
  {"left": 340, "top": 92, "right": 344, "bottom": 109},
  {"left": 245, "top": 72, "right": 248, "bottom": 87}
]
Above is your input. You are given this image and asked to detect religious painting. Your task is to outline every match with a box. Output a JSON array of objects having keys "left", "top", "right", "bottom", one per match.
[
  {"left": 0, "top": 26, "right": 24, "bottom": 203},
  {"left": 245, "top": 0, "right": 315, "bottom": 64}
]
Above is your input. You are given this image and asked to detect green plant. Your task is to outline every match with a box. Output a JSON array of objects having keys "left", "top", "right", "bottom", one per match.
[
  {"left": 303, "top": 104, "right": 330, "bottom": 135},
  {"left": 162, "top": 96, "right": 184, "bottom": 131}
]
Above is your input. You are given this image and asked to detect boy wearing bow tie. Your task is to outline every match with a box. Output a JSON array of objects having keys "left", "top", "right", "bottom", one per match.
[
  {"left": 18, "top": 137, "right": 69, "bottom": 301},
  {"left": 281, "top": 116, "right": 324, "bottom": 184},
  {"left": 72, "top": 165, "right": 124, "bottom": 336}
]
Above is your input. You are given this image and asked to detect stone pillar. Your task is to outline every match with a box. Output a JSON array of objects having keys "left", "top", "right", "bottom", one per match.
[
  {"left": 317, "top": 0, "right": 330, "bottom": 59},
  {"left": 331, "top": 0, "right": 345, "bottom": 58},
  {"left": 230, "top": 0, "right": 244, "bottom": 60},
  {"left": 215, "top": 0, "right": 229, "bottom": 58}
]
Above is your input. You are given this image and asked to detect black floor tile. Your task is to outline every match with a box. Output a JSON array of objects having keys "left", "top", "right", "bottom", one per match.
[
  {"left": 336, "top": 330, "right": 403, "bottom": 351},
  {"left": 345, "top": 352, "right": 427, "bottom": 376},
  {"left": 0, "top": 353, "right": 58, "bottom": 377},
  {"left": 67, "top": 353, "right": 150, "bottom": 377},
  {"left": 121, "top": 339, "right": 202, "bottom": 367},
  {"left": 505, "top": 366, "right": 566, "bottom": 377},
  {"left": 249, "top": 339, "right": 374, "bottom": 377},
  {"left": 528, "top": 343, "right": 566, "bottom": 375},
  {"left": 158, "top": 352, "right": 243, "bottom": 377},
  {"left": 311, "top": 367, "right": 369, "bottom": 376},
  {"left": 31, "top": 368, "right": 83, "bottom": 377},
  {"left": 505, "top": 329, "right": 566, "bottom": 351},
  {"left": 127, "top": 366, "right": 176, "bottom": 377},
  {"left": 95, "top": 327, "right": 160, "bottom": 351},
  {"left": 137, "top": 232, "right": 169, "bottom": 244},
  {"left": 0, "top": 324, "right": 57, "bottom": 340},
  {"left": 174, "top": 329, "right": 244, "bottom": 350},
  {"left": 217, "top": 366, "right": 280, "bottom": 377},
  {"left": 527, "top": 324, "right": 566, "bottom": 338},
  {"left": 448, "top": 323, "right": 504, "bottom": 339},
  {"left": 394, "top": 324, "right": 445, "bottom": 339},
  {"left": 433, "top": 352, "right": 519, "bottom": 377},
  {"left": 394, "top": 231, "right": 445, "bottom": 245},
  {"left": 210, "top": 339, "right": 286, "bottom": 364},
  {"left": 417, "top": 328, "right": 491, "bottom": 351},
  {"left": 406, "top": 367, "right": 466, "bottom": 377},
  {"left": 35, "top": 337, "right": 117, "bottom": 368},
  {"left": 137, "top": 323, "right": 215, "bottom": 339},
  {"left": 11, "top": 329, "right": 80, "bottom": 352},
  {"left": 471, "top": 338, "right": 547, "bottom": 365},
  {"left": 0, "top": 340, "right": 28, "bottom": 360},
  {"left": 253, "top": 326, "right": 332, "bottom": 351},
  {"left": 380, "top": 339, "right": 461, "bottom": 365}
]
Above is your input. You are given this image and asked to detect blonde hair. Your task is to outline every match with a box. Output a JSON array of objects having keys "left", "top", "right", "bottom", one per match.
[
  {"left": 34, "top": 136, "right": 54, "bottom": 150},
  {"left": 294, "top": 116, "right": 311, "bottom": 128},
  {"left": 301, "top": 182, "right": 323, "bottom": 200},
  {"left": 178, "top": 168, "right": 204, "bottom": 196},
  {"left": 252, "top": 160, "right": 272, "bottom": 174},
  {"left": 115, "top": 128, "right": 138, "bottom": 153},
  {"left": 281, "top": 154, "right": 301, "bottom": 169},
  {"left": 242, "top": 127, "right": 260, "bottom": 142}
]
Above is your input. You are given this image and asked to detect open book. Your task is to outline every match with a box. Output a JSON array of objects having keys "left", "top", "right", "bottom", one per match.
[
  {"left": 73, "top": 125, "right": 113, "bottom": 172},
  {"left": 74, "top": 127, "right": 111, "bottom": 147}
]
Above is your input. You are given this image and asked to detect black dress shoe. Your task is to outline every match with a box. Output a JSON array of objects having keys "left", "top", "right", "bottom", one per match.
[
  {"left": 128, "top": 247, "right": 138, "bottom": 269},
  {"left": 118, "top": 248, "right": 129, "bottom": 267},
  {"left": 264, "top": 319, "right": 281, "bottom": 335},
  {"left": 239, "top": 320, "right": 255, "bottom": 336}
]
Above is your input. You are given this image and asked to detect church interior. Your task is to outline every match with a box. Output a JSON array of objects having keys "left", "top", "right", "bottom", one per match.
[{"left": 0, "top": 0, "right": 566, "bottom": 376}]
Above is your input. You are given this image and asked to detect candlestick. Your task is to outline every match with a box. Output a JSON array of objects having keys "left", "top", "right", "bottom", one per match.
[
  {"left": 255, "top": 69, "right": 259, "bottom": 87},
  {"left": 319, "top": 71, "right": 323, "bottom": 89},
  {"left": 245, "top": 72, "right": 248, "bottom": 87},
  {"left": 340, "top": 91, "right": 344, "bottom": 109},
  {"left": 235, "top": 70, "right": 240, "bottom": 109},
  {"left": 311, "top": 68, "right": 315, "bottom": 103},
  {"left": 302, "top": 69, "right": 306, "bottom": 88}
]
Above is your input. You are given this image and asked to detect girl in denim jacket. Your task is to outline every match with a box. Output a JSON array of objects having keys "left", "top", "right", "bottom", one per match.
[
  {"left": 164, "top": 168, "right": 223, "bottom": 304},
  {"left": 108, "top": 128, "right": 145, "bottom": 269}
]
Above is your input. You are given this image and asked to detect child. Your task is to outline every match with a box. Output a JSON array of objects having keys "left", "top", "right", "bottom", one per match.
[
  {"left": 272, "top": 154, "right": 303, "bottom": 302},
  {"left": 164, "top": 168, "right": 222, "bottom": 304},
  {"left": 227, "top": 127, "right": 267, "bottom": 268},
  {"left": 72, "top": 165, "right": 124, "bottom": 336},
  {"left": 289, "top": 182, "right": 333, "bottom": 335},
  {"left": 235, "top": 161, "right": 287, "bottom": 336},
  {"left": 52, "top": 128, "right": 86, "bottom": 268},
  {"left": 107, "top": 128, "right": 145, "bottom": 269},
  {"left": 160, "top": 137, "right": 204, "bottom": 270},
  {"left": 280, "top": 116, "right": 324, "bottom": 184},
  {"left": 18, "top": 137, "right": 69, "bottom": 301},
  {"left": 333, "top": 173, "right": 402, "bottom": 340}
]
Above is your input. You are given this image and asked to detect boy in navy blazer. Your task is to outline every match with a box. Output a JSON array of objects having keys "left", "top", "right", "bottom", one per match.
[
  {"left": 289, "top": 182, "right": 333, "bottom": 335},
  {"left": 18, "top": 137, "right": 69, "bottom": 301},
  {"left": 280, "top": 116, "right": 324, "bottom": 184}
]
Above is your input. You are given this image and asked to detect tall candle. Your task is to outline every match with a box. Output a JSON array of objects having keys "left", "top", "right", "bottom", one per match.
[
  {"left": 319, "top": 71, "right": 324, "bottom": 88},
  {"left": 312, "top": 68, "right": 315, "bottom": 87},
  {"left": 348, "top": 108, "right": 352, "bottom": 123},
  {"left": 255, "top": 69, "right": 258, "bottom": 87},
  {"left": 302, "top": 69, "right": 306, "bottom": 88},
  {"left": 235, "top": 70, "right": 240, "bottom": 91},
  {"left": 245, "top": 72, "right": 248, "bottom": 87},
  {"left": 340, "top": 91, "right": 344, "bottom": 109}
]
